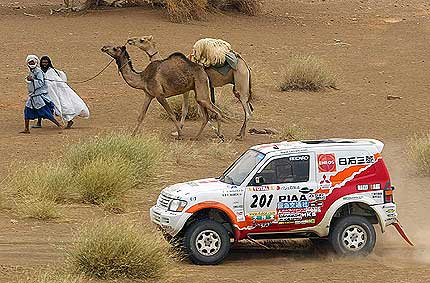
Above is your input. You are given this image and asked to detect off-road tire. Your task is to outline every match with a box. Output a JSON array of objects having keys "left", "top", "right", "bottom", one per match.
[
  {"left": 329, "top": 215, "right": 376, "bottom": 256},
  {"left": 183, "top": 219, "right": 230, "bottom": 265}
]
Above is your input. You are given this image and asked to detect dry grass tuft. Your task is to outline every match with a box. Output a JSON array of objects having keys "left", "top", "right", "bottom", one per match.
[
  {"left": 165, "top": 0, "right": 208, "bottom": 22},
  {"left": 280, "top": 55, "right": 337, "bottom": 91},
  {"left": 210, "top": 0, "right": 261, "bottom": 15},
  {"left": 277, "top": 124, "right": 309, "bottom": 141},
  {"left": 7, "top": 163, "right": 74, "bottom": 219},
  {"left": 29, "top": 271, "right": 84, "bottom": 283},
  {"left": 206, "top": 140, "right": 239, "bottom": 160},
  {"left": 160, "top": 94, "right": 201, "bottom": 121},
  {"left": 67, "top": 219, "right": 172, "bottom": 280},
  {"left": 160, "top": 89, "right": 241, "bottom": 122},
  {"left": 65, "top": 133, "right": 164, "bottom": 180},
  {"left": 4, "top": 133, "right": 165, "bottom": 219},
  {"left": 408, "top": 133, "right": 430, "bottom": 175},
  {"left": 164, "top": 0, "right": 261, "bottom": 22},
  {"left": 168, "top": 141, "right": 199, "bottom": 164},
  {"left": 76, "top": 156, "right": 135, "bottom": 205},
  {"left": 19, "top": 198, "right": 61, "bottom": 220}
]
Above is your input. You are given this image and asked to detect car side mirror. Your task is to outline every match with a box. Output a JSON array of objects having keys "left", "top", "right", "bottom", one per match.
[{"left": 255, "top": 176, "right": 265, "bottom": 185}]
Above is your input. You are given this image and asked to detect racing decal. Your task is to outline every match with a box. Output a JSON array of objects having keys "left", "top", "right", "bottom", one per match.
[
  {"left": 338, "top": 155, "right": 374, "bottom": 166},
  {"left": 318, "top": 175, "right": 332, "bottom": 193},
  {"left": 248, "top": 185, "right": 301, "bottom": 191},
  {"left": 370, "top": 191, "right": 384, "bottom": 202},
  {"left": 357, "top": 183, "right": 381, "bottom": 191},
  {"left": 222, "top": 187, "right": 243, "bottom": 197},
  {"left": 277, "top": 200, "right": 309, "bottom": 209},
  {"left": 249, "top": 211, "right": 276, "bottom": 222},
  {"left": 277, "top": 206, "right": 320, "bottom": 224},
  {"left": 289, "top": 155, "right": 310, "bottom": 161},
  {"left": 278, "top": 194, "right": 307, "bottom": 202},
  {"left": 250, "top": 194, "right": 274, "bottom": 208},
  {"left": 318, "top": 154, "right": 336, "bottom": 172},
  {"left": 329, "top": 165, "right": 367, "bottom": 187}
]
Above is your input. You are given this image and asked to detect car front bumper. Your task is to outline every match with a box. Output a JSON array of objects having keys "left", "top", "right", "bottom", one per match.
[{"left": 150, "top": 205, "right": 192, "bottom": 236}]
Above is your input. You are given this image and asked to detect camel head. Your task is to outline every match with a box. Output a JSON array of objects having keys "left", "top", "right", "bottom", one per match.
[
  {"left": 101, "top": 45, "right": 127, "bottom": 60},
  {"left": 127, "top": 35, "right": 155, "bottom": 52}
]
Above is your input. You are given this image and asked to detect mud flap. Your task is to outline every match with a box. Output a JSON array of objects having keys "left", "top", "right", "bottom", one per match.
[{"left": 392, "top": 221, "right": 414, "bottom": 246}]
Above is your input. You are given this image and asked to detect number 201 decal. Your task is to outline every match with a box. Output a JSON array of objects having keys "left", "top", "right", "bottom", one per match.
[{"left": 250, "top": 194, "right": 274, "bottom": 208}]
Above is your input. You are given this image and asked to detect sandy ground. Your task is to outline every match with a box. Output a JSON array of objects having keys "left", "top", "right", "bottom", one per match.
[{"left": 0, "top": 0, "right": 430, "bottom": 282}]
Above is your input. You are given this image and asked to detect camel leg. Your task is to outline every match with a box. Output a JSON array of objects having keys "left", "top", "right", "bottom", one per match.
[
  {"left": 156, "top": 96, "right": 183, "bottom": 138},
  {"left": 132, "top": 94, "right": 153, "bottom": 136},
  {"left": 179, "top": 91, "right": 190, "bottom": 130},
  {"left": 196, "top": 100, "right": 224, "bottom": 141},
  {"left": 237, "top": 93, "right": 252, "bottom": 140},
  {"left": 193, "top": 103, "right": 209, "bottom": 140},
  {"left": 233, "top": 63, "right": 252, "bottom": 140}
]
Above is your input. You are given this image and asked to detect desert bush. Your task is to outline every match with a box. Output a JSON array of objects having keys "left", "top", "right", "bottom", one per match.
[
  {"left": 210, "top": 0, "right": 261, "bottom": 15},
  {"left": 206, "top": 140, "right": 238, "bottom": 160},
  {"left": 7, "top": 163, "right": 74, "bottom": 219},
  {"left": 277, "top": 124, "right": 309, "bottom": 141},
  {"left": 65, "top": 133, "right": 164, "bottom": 180},
  {"left": 160, "top": 89, "right": 241, "bottom": 122},
  {"left": 168, "top": 141, "right": 199, "bottom": 164},
  {"left": 280, "top": 55, "right": 337, "bottom": 91},
  {"left": 76, "top": 156, "right": 135, "bottom": 205},
  {"left": 19, "top": 198, "right": 61, "bottom": 220},
  {"left": 22, "top": 271, "right": 84, "bottom": 283},
  {"left": 160, "top": 94, "right": 201, "bottom": 121},
  {"left": 408, "top": 133, "right": 430, "bottom": 175},
  {"left": 165, "top": 0, "right": 208, "bottom": 22},
  {"left": 9, "top": 163, "right": 74, "bottom": 203},
  {"left": 67, "top": 219, "right": 172, "bottom": 280}
]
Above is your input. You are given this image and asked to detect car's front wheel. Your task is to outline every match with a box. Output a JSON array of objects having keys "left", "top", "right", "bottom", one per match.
[
  {"left": 329, "top": 215, "right": 376, "bottom": 256},
  {"left": 183, "top": 219, "right": 231, "bottom": 265}
]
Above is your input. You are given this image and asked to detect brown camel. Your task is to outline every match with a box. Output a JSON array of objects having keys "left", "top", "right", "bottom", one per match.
[
  {"left": 127, "top": 35, "right": 253, "bottom": 140},
  {"left": 101, "top": 45, "right": 225, "bottom": 139}
]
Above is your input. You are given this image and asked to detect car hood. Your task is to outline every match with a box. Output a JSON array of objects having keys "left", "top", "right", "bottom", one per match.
[{"left": 162, "top": 178, "right": 239, "bottom": 199}]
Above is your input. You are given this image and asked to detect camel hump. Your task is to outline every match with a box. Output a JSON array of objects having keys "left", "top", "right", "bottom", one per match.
[{"left": 166, "top": 52, "right": 189, "bottom": 62}]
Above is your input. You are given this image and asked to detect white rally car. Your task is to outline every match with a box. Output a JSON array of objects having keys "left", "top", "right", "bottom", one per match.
[{"left": 150, "top": 139, "right": 412, "bottom": 264}]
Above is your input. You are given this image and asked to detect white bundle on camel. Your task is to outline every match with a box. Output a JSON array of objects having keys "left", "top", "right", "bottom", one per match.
[{"left": 192, "top": 38, "right": 232, "bottom": 67}]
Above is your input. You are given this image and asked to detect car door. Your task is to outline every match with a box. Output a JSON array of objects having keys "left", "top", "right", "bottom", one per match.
[{"left": 244, "top": 153, "right": 318, "bottom": 231}]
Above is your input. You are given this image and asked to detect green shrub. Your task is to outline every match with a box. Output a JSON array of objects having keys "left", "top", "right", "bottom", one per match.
[
  {"left": 409, "top": 133, "right": 430, "bottom": 175},
  {"left": 67, "top": 219, "right": 172, "bottom": 280},
  {"left": 280, "top": 55, "right": 337, "bottom": 91}
]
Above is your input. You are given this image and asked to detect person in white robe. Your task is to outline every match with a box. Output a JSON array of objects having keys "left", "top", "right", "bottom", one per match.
[{"left": 35, "top": 56, "right": 90, "bottom": 129}]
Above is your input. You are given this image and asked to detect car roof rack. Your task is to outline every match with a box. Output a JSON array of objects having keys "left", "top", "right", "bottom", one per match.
[{"left": 300, "top": 139, "right": 355, "bottom": 144}]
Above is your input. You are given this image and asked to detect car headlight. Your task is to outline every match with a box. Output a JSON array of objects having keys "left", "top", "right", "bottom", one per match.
[{"left": 168, "top": 199, "right": 188, "bottom": 212}]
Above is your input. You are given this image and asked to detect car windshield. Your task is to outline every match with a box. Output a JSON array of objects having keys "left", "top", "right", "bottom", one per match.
[{"left": 219, "top": 149, "right": 265, "bottom": 186}]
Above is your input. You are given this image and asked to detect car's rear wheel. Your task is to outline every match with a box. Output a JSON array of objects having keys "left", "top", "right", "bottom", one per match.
[
  {"left": 183, "top": 219, "right": 230, "bottom": 265},
  {"left": 329, "top": 215, "right": 376, "bottom": 256}
]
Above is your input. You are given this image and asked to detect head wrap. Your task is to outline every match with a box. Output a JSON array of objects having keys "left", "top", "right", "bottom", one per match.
[
  {"left": 40, "top": 55, "right": 53, "bottom": 72},
  {"left": 26, "top": 55, "right": 39, "bottom": 69}
]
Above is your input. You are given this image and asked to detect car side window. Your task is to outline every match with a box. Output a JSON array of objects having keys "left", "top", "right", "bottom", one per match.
[{"left": 251, "top": 155, "right": 310, "bottom": 185}]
